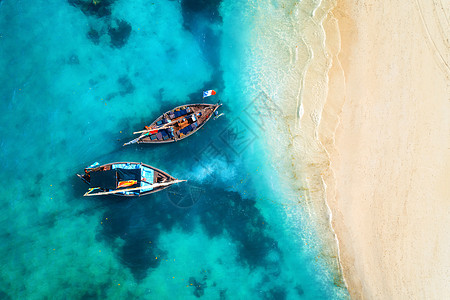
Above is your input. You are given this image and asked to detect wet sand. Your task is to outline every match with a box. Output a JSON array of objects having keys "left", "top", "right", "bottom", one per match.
[{"left": 322, "top": 0, "right": 450, "bottom": 298}]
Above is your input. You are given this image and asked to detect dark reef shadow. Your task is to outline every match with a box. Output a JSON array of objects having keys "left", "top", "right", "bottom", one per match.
[
  {"left": 68, "top": 0, "right": 115, "bottom": 18},
  {"left": 97, "top": 178, "right": 282, "bottom": 281},
  {"left": 69, "top": 0, "right": 132, "bottom": 49}
]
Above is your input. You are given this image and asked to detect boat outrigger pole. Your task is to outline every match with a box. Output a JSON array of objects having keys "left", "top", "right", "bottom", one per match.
[
  {"left": 123, "top": 137, "right": 141, "bottom": 146},
  {"left": 83, "top": 179, "right": 186, "bottom": 196},
  {"left": 124, "top": 123, "right": 174, "bottom": 146},
  {"left": 133, "top": 123, "right": 172, "bottom": 135}
]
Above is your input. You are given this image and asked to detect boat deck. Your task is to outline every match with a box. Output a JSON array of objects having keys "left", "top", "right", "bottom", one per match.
[
  {"left": 136, "top": 104, "right": 219, "bottom": 143},
  {"left": 79, "top": 162, "right": 177, "bottom": 196}
]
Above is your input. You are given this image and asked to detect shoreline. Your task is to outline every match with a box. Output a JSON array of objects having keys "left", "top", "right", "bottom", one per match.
[
  {"left": 323, "top": 0, "right": 449, "bottom": 298},
  {"left": 242, "top": 0, "right": 350, "bottom": 297}
]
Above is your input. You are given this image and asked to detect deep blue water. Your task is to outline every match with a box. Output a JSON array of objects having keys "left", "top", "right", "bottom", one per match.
[{"left": 0, "top": 0, "right": 348, "bottom": 299}]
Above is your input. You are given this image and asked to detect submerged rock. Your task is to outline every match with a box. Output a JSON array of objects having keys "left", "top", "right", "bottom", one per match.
[
  {"left": 219, "top": 289, "right": 227, "bottom": 300},
  {"left": 68, "top": 0, "right": 115, "bottom": 18},
  {"left": 295, "top": 285, "right": 304, "bottom": 296},
  {"left": 68, "top": 54, "right": 80, "bottom": 65},
  {"left": 87, "top": 28, "right": 100, "bottom": 45},
  {"left": 108, "top": 19, "right": 132, "bottom": 48},
  {"left": 265, "top": 286, "right": 286, "bottom": 300},
  {"left": 118, "top": 75, "right": 135, "bottom": 96},
  {"left": 189, "top": 276, "right": 207, "bottom": 298}
]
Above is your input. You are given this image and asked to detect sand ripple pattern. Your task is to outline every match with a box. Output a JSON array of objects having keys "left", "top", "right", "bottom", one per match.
[{"left": 415, "top": 0, "right": 450, "bottom": 75}]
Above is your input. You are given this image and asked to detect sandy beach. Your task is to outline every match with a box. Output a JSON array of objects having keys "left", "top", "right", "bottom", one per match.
[{"left": 322, "top": 0, "right": 450, "bottom": 298}]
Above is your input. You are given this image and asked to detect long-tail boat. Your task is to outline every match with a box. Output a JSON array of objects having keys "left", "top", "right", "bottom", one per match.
[
  {"left": 124, "top": 103, "right": 222, "bottom": 146},
  {"left": 77, "top": 162, "right": 185, "bottom": 197}
]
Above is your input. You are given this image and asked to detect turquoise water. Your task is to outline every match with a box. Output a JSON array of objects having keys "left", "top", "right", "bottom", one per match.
[{"left": 0, "top": 0, "right": 348, "bottom": 299}]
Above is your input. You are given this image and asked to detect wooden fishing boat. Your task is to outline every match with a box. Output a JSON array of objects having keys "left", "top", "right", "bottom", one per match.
[
  {"left": 124, "top": 103, "right": 222, "bottom": 146},
  {"left": 77, "top": 162, "right": 185, "bottom": 197}
]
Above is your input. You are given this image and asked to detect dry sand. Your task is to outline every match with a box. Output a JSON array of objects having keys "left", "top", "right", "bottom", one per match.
[{"left": 321, "top": 0, "right": 450, "bottom": 299}]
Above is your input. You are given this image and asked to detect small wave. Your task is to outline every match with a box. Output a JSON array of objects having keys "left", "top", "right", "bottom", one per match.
[{"left": 242, "top": 0, "right": 349, "bottom": 297}]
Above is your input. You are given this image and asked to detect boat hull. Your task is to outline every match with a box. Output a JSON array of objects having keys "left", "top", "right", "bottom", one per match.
[
  {"left": 77, "top": 162, "right": 178, "bottom": 197},
  {"left": 124, "top": 103, "right": 221, "bottom": 145}
]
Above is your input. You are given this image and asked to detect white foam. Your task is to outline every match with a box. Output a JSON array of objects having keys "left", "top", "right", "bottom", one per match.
[{"left": 239, "top": 0, "right": 349, "bottom": 297}]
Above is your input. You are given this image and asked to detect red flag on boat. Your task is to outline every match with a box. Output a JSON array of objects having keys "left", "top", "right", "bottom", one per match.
[{"left": 203, "top": 90, "right": 216, "bottom": 98}]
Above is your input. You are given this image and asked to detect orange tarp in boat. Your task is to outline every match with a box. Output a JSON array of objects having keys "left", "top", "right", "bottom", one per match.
[{"left": 117, "top": 180, "right": 137, "bottom": 188}]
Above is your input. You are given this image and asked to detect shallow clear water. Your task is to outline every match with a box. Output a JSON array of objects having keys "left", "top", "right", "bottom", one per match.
[{"left": 0, "top": 0, "right": 348, "bottom": 299}]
